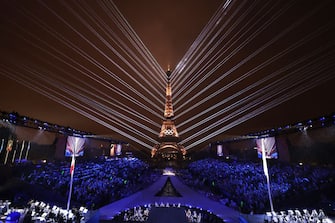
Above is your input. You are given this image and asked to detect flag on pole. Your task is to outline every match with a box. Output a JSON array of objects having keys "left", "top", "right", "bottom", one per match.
[
  {"left": 65, "top": 136, "right": 85, "bottom": 157},
  {"left": 70, "top": 154, "right": 75, "bottom": 175},
  {"left": 256, "top": 137, "right": 277, "bottom": 159},
  {"left": 261, "top": 138, "right": 275, "bottom": 213},
  {"left": 261, "top": 138, "right": 269, "bottom": 177},
  {"left": 6, "top": 139, "right": 13, "bottom": 152},
  {"left": 66, "top": 136, "right": 85, "bottom": 215}
]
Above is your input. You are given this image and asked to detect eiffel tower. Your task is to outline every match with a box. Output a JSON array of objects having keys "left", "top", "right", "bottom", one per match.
[{"left": 152, "top": 69, "right": 186, "bottom": 160}]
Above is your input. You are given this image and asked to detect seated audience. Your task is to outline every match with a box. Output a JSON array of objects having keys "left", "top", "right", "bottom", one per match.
[
  {"left": 20, "top": 157, "right": 160, "bottom": 210},
  {"left": 178, "top": 158, "right": 335, "bottom": 214}
]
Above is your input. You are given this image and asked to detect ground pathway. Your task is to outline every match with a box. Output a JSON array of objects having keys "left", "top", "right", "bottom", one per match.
[{"left": 95, "top": 172, "right": 265, "bottom": 223}]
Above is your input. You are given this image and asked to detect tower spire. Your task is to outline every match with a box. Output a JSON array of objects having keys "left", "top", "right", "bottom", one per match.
[
  {"left": 166, "top": 65, "right": 172, "bottom": 80},
  {"left": 164, "top": 77, "right": 174, "bottom": 118}
]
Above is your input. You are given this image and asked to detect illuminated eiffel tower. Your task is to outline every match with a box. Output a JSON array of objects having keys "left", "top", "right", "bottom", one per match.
[{"left": 152, "top": 69, "right": 186, "bottom": 160}]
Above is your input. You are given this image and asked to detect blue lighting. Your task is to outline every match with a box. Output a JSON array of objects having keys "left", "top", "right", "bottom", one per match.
[{"left": 9, "top": 113, "right": 16, "bottom": 118}]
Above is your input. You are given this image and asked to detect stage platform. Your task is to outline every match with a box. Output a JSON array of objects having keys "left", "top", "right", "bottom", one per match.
[{"left": 96, "top": 174, "right": 243, "bottom": 223}]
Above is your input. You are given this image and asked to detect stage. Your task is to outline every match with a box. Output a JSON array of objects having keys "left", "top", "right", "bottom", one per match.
[{"left": 96, "top": 173, "right": 242, "bottom": 222}]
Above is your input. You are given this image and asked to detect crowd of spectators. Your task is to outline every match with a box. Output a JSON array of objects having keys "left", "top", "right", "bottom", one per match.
[
  {"left": 4, "top": 156, "right": 335, "bottom": 221},
  {"left": 20, "top": 157, "right": 160, "bottom": 210},
  {"left": 178, "top": 158, "right": 335, "bottom": 214}
]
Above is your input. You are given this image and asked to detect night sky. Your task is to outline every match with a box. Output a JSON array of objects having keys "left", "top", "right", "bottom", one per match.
[{"left": 1, "top": 0, "right": 335, "bottom": 151}]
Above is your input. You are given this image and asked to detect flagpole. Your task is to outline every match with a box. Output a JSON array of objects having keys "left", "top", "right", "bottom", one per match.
[
  {"left": 67, "top": 153, "right": 76, "bottom": 218},
  {"left": 11, "top": 150, "right": 17, "bottom": 163},
  {"left": 25, "top": 142, "right": 31, "bottom": 160},
  {"left": 12, "top": 140, "right": 18, "bottom": 164},
  {"left": 18, "top": 140, "right": 25, "bottom": 163},
  {"left": 261, "top": 138, "right": 274, "bottom": 214},
  {"left": 0, "top": 139, "right": 4, "bottom": 154},
  {"left": 4, "top": 150, "right": 9, "bottom": 165}
]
